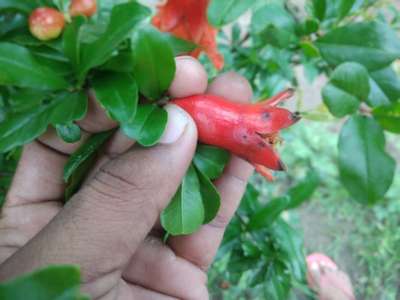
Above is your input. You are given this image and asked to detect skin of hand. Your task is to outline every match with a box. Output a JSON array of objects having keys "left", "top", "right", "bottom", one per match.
[
  {"left": 0, "top": 57, "right": 254, "bottom": 300},
  {"left": 310, "top": 264, "right": 355, "bottom": 300}
]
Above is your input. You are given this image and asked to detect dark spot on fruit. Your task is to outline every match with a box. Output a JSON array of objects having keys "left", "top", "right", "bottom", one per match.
[
  {"left": 277, "top": 159, "right": 287, "bottom": 171},
  {"left": 291, "top": 111, "right": 301, "bottom": 122},
  {"left": 258, "top": 141, "right": 266, "bottom": 148},
  {"left": 262, "top": 111, "right": 270, "bottom": 120}
]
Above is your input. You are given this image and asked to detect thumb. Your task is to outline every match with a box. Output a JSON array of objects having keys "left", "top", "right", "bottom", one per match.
[{"left": 0, "top": 104, "right": 197, "bottom": 283}]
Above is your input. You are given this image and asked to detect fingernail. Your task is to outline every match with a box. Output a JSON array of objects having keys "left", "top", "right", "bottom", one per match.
[
  {"left": 310, "top": 262, "right": 321, "bottom": 279},
  {"left": 159, "top": 104, "right": 189, "bottom": 144}
]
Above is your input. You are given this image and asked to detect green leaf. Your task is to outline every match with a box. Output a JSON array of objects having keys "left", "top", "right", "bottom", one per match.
[
  {"left": 312, "top": 0, "right": 326, "bottom": 21},
  {"left": 251, "top": 4, "right": 297, "bottom": 48},
  {"left": 79, "top": 2, "right": 150, "bottom": 77},
  {"left": 63, "top": 16, "right": 86, "bottom": 69},
  {"left": 121, "top": 104, "right": 168, "bottom": 147},
  {"left": 367, "top": 67, "right": 400, "bottom": 107},
  {"left": 300, "top": 41, "right": 320, "bottom": 58},
  {"left": 272, "top": 218, "right": 306, "bottom": 282},
  {"left": 56, "top": 123, "right": 82, "bottom": 143},
  {"left": 92, "top": 72, "right": 138, "bottom": 123},
  {"left": 0, "top": 12, "right": 26, "bottom": 37},
  {"left": 50, "top": 92, "right": 88, "bottom": 125},
  {"left": 0, "top": 265, "right": 88, "bottom": 300},
  {"left": 239, "top": 183, "right": 261, "bottom": 214},
  {"left": 131, "top": 26, "right": 176, "bottom": 100},
  {"left": 373, "top": 102, "right": 400, "bottom": 133},
  {"left": 337, "top": 0, "right": 356, "bottom": 19},
  {"left": 0, "top": 43, "right": 69, "bottom": 90},
  {"left": 98, "top": 51, "right": 134, "bottom": 73},
  {"left": 338, "top": 115, "right": 395, "bottom": 204},
  {"left": 161, "top": 165, "right": 205, "bottom": 235},
  {"left": 263, "top": 262, "right": 291, "bottom": 300},
  {"left": 287, "top": 170, "right": 319, "bottom": 209},
  {"left": 0, "top": 92, "right": 87, "bottom": 153},
  {"left": 247, "top": 196, "right": 291, "bottom": 230},
  {"left": 164, "top": 34, "right": 197, "bottom": 56},
  {"left": 8, "top": 88, "right": 48, "bottom": 112},
  {"left": 0, "top": 1, "right": 35, "bottom": 13},
  {"left": 322, "top": 62, "right": 369, "bottom": 117},
  {"left": 64, "top": 131, "right": 113, "bottom": 182},
  {"left": 316, "top": 22, "right": 400, "bottom": 71},
  {"left": 193, "top": 145, "right": 230, "bottom": 180},
  {"left": 196, "top": 167, "right": 221, "bottom": 224},
  {"left": 208, "top": 0, "right": 255, "bottom": 27}
]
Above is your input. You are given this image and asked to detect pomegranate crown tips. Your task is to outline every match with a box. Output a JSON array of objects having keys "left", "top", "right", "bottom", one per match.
[{"left": 171, "top": 89, "right": 300, "bottom": 181}]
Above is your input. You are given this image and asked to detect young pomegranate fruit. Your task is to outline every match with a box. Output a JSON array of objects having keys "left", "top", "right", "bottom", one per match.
[
  {"left": 171, "top": 89, "right": 300, "bottom": 181},
  {"left": 69, "top": 0, "right": 97, "bottom": 17},
  {"left": 29, "top": 7, "right": 65, "bottom": 41}
]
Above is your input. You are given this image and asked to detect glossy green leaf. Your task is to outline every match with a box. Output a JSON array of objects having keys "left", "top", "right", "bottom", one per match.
[
  {"left": 56, "top": 123, "right": 82, "bottom": 143},
  {"left": 338, "top": 115, "right": 395, "bottom": 204},
  {"left": 164, "top": 34, "right": 197, "bottom": 55},
  {"left": 79, "top": 2, "right": 150, "bottom": 77},
  {"left": 92, "top": 72, "right": 138, "bottom": 123},
  {"left": 196, "top": 167, "right": 221, "bottom": 224},
  {"left": 122, "top": 104, "right": 168, "bottom": 147},
  {"left": 316, "top": 22, "right": 400, "bottom": 71},
  {"left": 63, "top": 16, "right": 86, "bottom": 69},
  {"left": 0, "top": 265, "right": 88, "bottom": 300},
  {"left": 50, "top": 92, "right": 88, "bottom": 125},
  {"left": 300, "top": 41, "right": 320, "bottom": 58},
  {"left": 373, "top": 102, "right": 400, "bottom": 133},
  {"left": 287, "top": 170, "right": 320, "bottom": 209},
  {"left": 99, "top": 51, "right": 134, "bottom": 73},
  {"left": 239, "top": 183, "right": 261, "bottom": 214},
  {"left": 367, "top": 67, "right": 400, "bottom": 107},
  {"left": 251, "top": 3, "right": 297, "bottom": 48},
  {"left": 0, "top": 1, "right": 35, "bottom": 13},
  {"left": 272, "top": 218, "right": 306, "bottom": 282},
  {"left": 8, "top": 88, "right": 48, "bottom": 112},
  {"left": 161, "top": 165, "right": 205, "bottom": 235},
  {"left": 247, "top": 196, "right": 290, "bottom": 230},
  {"left": 193, "top": 145, "right": 230, "bottom": 180},
  {"left": 0, "top": 92, "right": 87, "bottom": 153},
  {"left": 208, "top": 0, "right": 255, "bottom": 27},
  {"left": 322, "top": 62, "right": 369, "bottom": 117},
  {"left": 131, "top": 26, "right": 176, "bottom": 100},
  {"left": 337, "top": 0, "right": 356, "bottom": 19},
  {"left": 64, "top": 131, "right": 113, "bottom": 182},
  {"left": 0, "top": 43, "right": 69, "bottom": 90},
  {"left": 312, "top": 0, "right": 326, "bottom": 20},
  {"left": 263, "top": 262, "right": 291, "bottom": 300},
  {"left": 0, "top": 12, "right": 26, "bottom": 37}
]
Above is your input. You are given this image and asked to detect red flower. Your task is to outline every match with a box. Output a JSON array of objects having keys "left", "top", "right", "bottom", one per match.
[
  {"left": 171, "top": 89, "right": 300, "bottom": 181},
  {"left": 152, "top": 0, "right": 224, "bottom": 70}
]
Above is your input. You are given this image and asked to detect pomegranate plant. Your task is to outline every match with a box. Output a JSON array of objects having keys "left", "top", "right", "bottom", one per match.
[{"left": 0, "top": 0, "right": 399, "bottom": 299}]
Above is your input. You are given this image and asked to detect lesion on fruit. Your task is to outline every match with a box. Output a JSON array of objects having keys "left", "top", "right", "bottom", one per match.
[{"left": 256, "top": 132, "right": 283, "bottom": 146}]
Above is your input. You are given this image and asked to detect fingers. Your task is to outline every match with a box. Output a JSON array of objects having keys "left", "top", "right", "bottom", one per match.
[
  {"left": 0, "top": 106, "right": 197, "bottom": 292},
  {"left": 124, "top": 282, "right": 178, "bottom": 300},
  {"left": 5, "top": 142, "right": 67, "bottom": 207},
  {"left": 123, "top": 236, "right": 208, "bottom": 300},
  {"left": 82, "top": 55, "right": 210, "bottom": 187},
  {"left": 169, "top": 56, "right": 208, "bottom": 98},
  {"left": 168, "top": 71, "right": 254, "bottom": 269}
]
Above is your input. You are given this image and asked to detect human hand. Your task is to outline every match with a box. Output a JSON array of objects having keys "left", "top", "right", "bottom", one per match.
[{"left": 0, "top": 57, "right": 254, "bottom": 299}]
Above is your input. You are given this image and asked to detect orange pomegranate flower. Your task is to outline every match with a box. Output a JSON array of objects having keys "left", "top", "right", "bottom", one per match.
[{"left": 152, "top": 0, "right": 224, "bottom": 70}]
